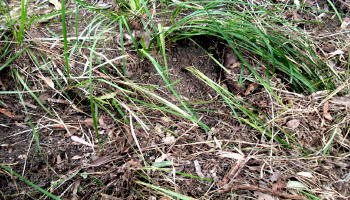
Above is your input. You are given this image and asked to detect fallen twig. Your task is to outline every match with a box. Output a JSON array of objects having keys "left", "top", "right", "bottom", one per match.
[{"left": 217, "top": 158, "right": 246, "bottom": 188}]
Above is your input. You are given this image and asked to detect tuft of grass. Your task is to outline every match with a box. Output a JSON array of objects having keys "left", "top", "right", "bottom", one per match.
[
  {"left": 163, "top": 1, "right": 335, "bottom": 93},
  {"left": 18, "top": 0, "right": 29, "bottom": 45}
]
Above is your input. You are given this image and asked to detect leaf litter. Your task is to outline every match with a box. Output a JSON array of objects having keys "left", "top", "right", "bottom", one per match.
[{"left": 0, "top": 0, "right": 350, "bottom": 199}]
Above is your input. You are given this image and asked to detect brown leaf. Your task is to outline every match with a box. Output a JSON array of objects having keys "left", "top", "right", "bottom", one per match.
[
  {"left": 51, "top": 124, "right": 79, "bottom": 130},
  {"left": 71, "top": 155, "right": 83, "bottom": 160},
  {"left": 38, "top": 93, "right": 50, "bottom": 103},
  {"left": 84, "top": 118, "right": 95, "bottom": 127},
  {"left": 100, "top": 193, "right": 121, "bottom": 200},
  {"left": 71, "top": 135, "right": 96, "bottom": 147},
  {"left": 255, "top": 192, "right": 276, "bottom": 200},
  {"left": 90, "top": 156, "right": 112, "bottom": 167},
  {"left": 217, "top": 151, "right": 244, "bottom": 160},
  {"left": 159, "top": 197, "right": 171, "bottom": 200},
  {"left": 49, "top": 0, "right": 61, "bottom": 10},
  {"left": 37, "top": 74, "right": 55, "bottom": 89},
  {"left": 99, "top": 116, "right": 108, "bottom": 129},
  {"left": 162, "top": 135, "right": 175, "bottom": 145},
  {"left": 272, "top": 180, "right": 285, "bottom": 192},
  {"left": 245, "top": 82, "right": 258, "bottom": 95},
  {"left": 340, "top": 17, "right": 350, "bottom": 30},
  {"left": 24, "top": 102, "right": 38, "bottom": 109},
  {"left": 194, "top": 160, "right": 205, "bottom": 178},
  {"left": 56, "top": 154, "right": 62, "bottom": 164},
  {"left": 323, "top": 100, "right": 333, "bottom": 121},
  {"left": 0, "top": 108, "right": 15, "bottom": 118},
  {"left": 286, "top": 119, "right": 300, "bottom": 129}
]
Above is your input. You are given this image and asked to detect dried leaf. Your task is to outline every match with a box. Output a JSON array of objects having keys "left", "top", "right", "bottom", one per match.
[
  {"left": 286, "top": 119, "right": 300, "bottom": 129},
  {"left": 245, "top": 82, "right": 258, "bottom": 95},
  {"left": 297, "top": 172, "right": 313, "bottom": 178},
  {"left": 0, "top": 108, "right": 15, "bottom": 118},
  {"left": 56, "top": 154, "right": 62, "bottom": 164},
  {"left": 71, "top": 155, "right": 83, "bottom": 160},
  {"left": 286, "top": 181, "right": 309, "bottom": 190},
  {"left": 162, "top": 135, "right": 175, "bottom": 145},
  {"left": 155, "top": 153, "right": 171, "bottom": 163},
  {"left": 329, "top": 49, "right": 344, "bottom": 57},
  {"left": 194, "top": 160, "right": 205, "bottom": 178},
  {"left": 159, "top": 197, "right": 171, "bottom": 200},
  {"left": 98, "top": 116, "right": 107, "bottom": 129},
  {"left": 270, "top": 171, "right": 281, "bottom": 183},
  {"left": 323, "top": 101, "right": 333, "bottom": 121},
  {"left": 152, "top": 161, "right": 173, "bottom": 168},
  {"left": 49, "top": 0, "right": 61, "bottom": 10},
  {"left": 24, "top": 102, "right": 37, "bottom": 109},
  {"left": 37, "top": 74, "right": 55, "bottom": 89},
  {"left": 217, "top": 151, "right": 244, "bottom": 160},
  {"left": 84, "top": 118, "right": 95, "bottom": 127},
  {"left": 38, "top": 93, "right": 50, "bottom": 103},
  {"left": 90, "top": 156, "right": 112, "bottom": 166},
  {"left": 255, "top": 192, "right": 276, "bottom": 200},
  {"left": 340, "top": 17, "right": 350, "bottom": 30},
  {"left": 213, "top": 136, "right": 222, "bottom": 149},
  {"left": 51, "top": 124, "right": 65, "bottom": 129},
  {"left": 71, "top": 135, "right": 96, "bottom": 147}
]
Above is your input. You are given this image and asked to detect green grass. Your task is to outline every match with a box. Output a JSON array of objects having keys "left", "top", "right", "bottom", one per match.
[
  {"left": 164, "top": 1, "right": 334, "bottom": 93},
  {"left": 0, "top": 164, "right": 60, "bottom": 200},
  {"left": 60, "top": 0, "right": 70, "bottom": 82}
]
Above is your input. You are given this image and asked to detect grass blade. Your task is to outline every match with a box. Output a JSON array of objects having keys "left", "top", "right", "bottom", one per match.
[
  {"left": 136, "top": 181, "right": 197, "bottom": 200},
  {"left": 0, "top": 164, "right": 60, "bottom": 200}
]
